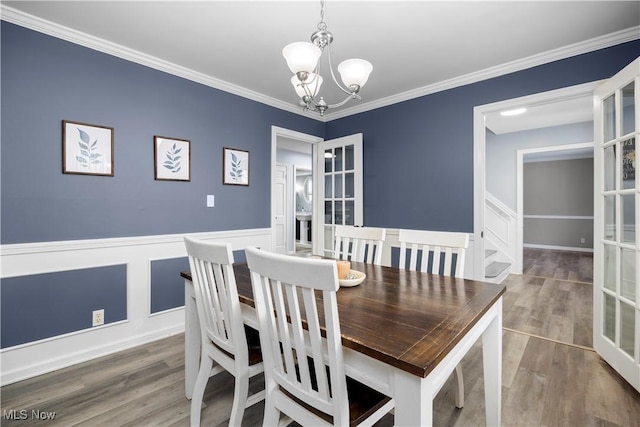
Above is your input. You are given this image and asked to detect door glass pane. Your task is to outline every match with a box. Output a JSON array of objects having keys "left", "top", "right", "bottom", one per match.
[
  {"left": 604, "top": 293, "right": 616, "bottom": 342},
  {"left": 604, "top": 244, "right": 616, "bottom": 292},
  {"left": 324, "top": 175, "right": 332, "bottom": 198},
  {"left": 604, "top": 94, "right": 616, "bottom": 142},
  {"left": 335, "top": 147, "right": 343, "bottom": 172},
  {"left": 622, "top": 82, "right": 635, "bottom": 136},
  {"left": 620, "top": 302, "right": 635, "bottom": 358},
  {"left": 334, "top": 174, "right": 343, "bottom": 198},
  {"left": 345, "top": 172, "right": 354, "bottom": 198},
  {"left": 621, "top": 194, "right": 635, "bottom": 244},
  {"left": 604, "top": 145, "right": 617, "bottom": 191},
  {"left": 345, "top": 201, "right": 355, "bottom": 226},
  {"left": 324, "top": 149, "right": 333, "bottom": 173},
  {"left": 324, "top": 201, "right": 332, "bottom": 224},
  {"left": 334, "top": 201, "right": 343, "bottom": 225},
  {"left": 345, "top": 144, "right": 355, "bottom": 170},
  {"left": 621, "top": 137, "right": 635, "bottom": 190},
  {"left": 620, "top": 248, "right": 636, "bottom": 302},
  {"left": 604, "top": 195, "right": 616, "bottom": 240}
]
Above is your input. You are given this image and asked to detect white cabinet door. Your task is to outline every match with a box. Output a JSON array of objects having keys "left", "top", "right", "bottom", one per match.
[{"left": 593, "top": 57, "right": 640, "bottom": 392}]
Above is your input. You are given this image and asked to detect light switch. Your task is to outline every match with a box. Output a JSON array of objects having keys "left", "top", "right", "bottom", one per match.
[{"left": 206, "top": 195, "right": 215, "bottom": 207}]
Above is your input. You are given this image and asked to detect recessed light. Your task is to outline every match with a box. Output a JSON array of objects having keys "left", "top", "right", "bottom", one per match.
[{"left": 500, "top": 107, "right": 527, "bottom": 116}]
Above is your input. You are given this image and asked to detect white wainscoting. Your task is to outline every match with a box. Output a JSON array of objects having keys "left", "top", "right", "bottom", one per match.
[{"left": 0, "top": 228, "right": 272, "bottom": 385}]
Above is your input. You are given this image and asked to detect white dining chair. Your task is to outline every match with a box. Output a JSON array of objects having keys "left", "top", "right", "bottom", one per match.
[
  {"left": 397, "top": 228, "right": 469, "bottom": 408},
  {"left": 245, "top": 247, "right": 395, "bottom": 426},
  {"left": 333, "top": 225, "right": 386, "bottom": 265},
  {"left": 184, "top": 237, "right": 265, "bottom": 426}
]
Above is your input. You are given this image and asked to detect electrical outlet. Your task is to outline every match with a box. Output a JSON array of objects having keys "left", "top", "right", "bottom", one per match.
[
  {"left": 92, "top": 309, "right": 104, "bottom": 327},
  {"left": 580, "top": 237, "right": 586, "bottom": 244}
]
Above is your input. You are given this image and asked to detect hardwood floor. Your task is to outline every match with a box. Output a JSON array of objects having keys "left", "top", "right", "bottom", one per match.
[
  {"left": 511, "top": 248, "right": 594, "bottom": 348},
  {"left": 523, "top": 247, "right": 593, "bottom": 284},
  {"left": 3, "top": 249, "right": 638, "bottom": 426}
]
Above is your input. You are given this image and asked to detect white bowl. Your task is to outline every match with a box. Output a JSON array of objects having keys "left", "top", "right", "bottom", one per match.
[{"left": 339, "top": 270, "right": 366, "bottom": 287}]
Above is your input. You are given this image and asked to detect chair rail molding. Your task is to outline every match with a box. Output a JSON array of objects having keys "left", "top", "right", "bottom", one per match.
[{"left": 0, "top": 228, "right": 272, "bottom": 385}]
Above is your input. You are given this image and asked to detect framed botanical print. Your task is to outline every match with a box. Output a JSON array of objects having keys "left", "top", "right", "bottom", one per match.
[
  {"left": 223, "top": 147, "right": 249, "bottom": 186},
  {"left": 63, "top": 120, "right": 114, "bottom": 176},
  {"left": 154, "top": 136, "right": 191, "bottom": 181}
]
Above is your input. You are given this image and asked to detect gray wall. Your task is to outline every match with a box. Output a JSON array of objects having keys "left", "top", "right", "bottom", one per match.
[
  {"left": 486, "top": 121, "right": 593, "bottom": 211},
  {"left": 524, "top": 158, "right": 594, "bottom": 249}
]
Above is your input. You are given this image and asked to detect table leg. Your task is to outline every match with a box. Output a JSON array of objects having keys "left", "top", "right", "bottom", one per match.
[
  {"left": 184, "top": 279, "right": 200, "bottom": 399},
  {"left": 393, "top": 369, "right": 433, "bottom": 426},
  {"left": 482, "top": 298, "right": 502, "bottom": 426}
]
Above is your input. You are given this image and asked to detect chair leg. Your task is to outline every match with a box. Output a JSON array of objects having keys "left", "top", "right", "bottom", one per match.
[
  {"left": 190, "top": 355, "right": 213, "bottom": 427},
  {"left": 228, "top": 372, "right": 249, "bottom": 426},
  {"left": 454, "top": 363, "right": 464, "bottom": 409},
  {"left": 263, "top": 396, "right": 281, "bottom": 427}
]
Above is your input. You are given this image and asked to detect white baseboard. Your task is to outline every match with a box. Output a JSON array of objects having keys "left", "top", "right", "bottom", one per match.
[
  {"left": 0, "top": 228, "right": 272, "bottom": 385},
  {"left": 524, "top": 243, "right": 594, "bottom": 253}
]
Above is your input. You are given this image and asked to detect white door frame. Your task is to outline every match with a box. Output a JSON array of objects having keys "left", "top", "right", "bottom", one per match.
[
  {"left": 473, "top": 80, "right": 604, "bottom": 280},
  {"left": 271, "top": 126, "right": 323, "bottom": 252},
  {"left": 516, "top": 141, "right": 594, "bottom": 269}
]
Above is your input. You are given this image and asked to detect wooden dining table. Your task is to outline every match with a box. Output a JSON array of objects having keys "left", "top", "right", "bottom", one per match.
[{"left": 181, "top": 260, "right": 505, "bottom": 426}]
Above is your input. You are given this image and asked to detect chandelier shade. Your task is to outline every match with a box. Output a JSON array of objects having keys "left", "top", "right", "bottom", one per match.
[
  {"left": 338, "top": 59, "right": 373, "bottom": 89},
  {"left": 282, "top": 42, "right": 321, "bottom": 75},
  {"left": 282, "top": 0, "right": 372, "bottom": 116}
]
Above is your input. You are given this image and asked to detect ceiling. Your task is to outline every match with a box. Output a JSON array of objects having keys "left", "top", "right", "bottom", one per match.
[{"left": 2, "top": 1, "right": 639, "bottom": 127}]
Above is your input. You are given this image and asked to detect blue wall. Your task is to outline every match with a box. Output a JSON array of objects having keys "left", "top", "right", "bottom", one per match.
[
  {"left": 326, "top": 41, "right": 640, "bottom": 232},
  {"left": 1, "top": 20, "right": 638, "bottom": 350},
  {"left": 1, "top": 22, "right": 323, "bottom": 244},
  {"left": 0, "top": 22, "right": 322, "bottom": 349},
  {"left": 1, "top": 265, "right": 127, "bottom": 347}
]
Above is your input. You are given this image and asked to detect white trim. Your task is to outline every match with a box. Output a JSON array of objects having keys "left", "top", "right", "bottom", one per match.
[
  {"left": 325, "top": 27, "right": 639, "bottom": 121},
  {"left": 0, "top": 5, "right": 317, "bottom": 121},
  {"left": 524, "top": 215, "right": 594, "bottom": 220},
  {"left": 0, "top": 228, "right": 272, "bottom": 385},
  {"left": 475, "top": 83, "right": 601, "bottom": 280},
  {"left": 516, "top": 141, "right": 594, "bottom": 276},
  {"left": 524, "top": 243, "right": 594, "bottom": 253},
  {"left": 2, "top": 4, "right": 637, "bottom": 123}
]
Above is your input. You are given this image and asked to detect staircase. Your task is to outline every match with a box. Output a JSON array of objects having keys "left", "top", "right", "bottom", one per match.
[
  {"left": 484, "top": 248, "right": 511, "bottom": 283},
  {"left": 484, "top": 193, "right": 517, "bottom": 284}
]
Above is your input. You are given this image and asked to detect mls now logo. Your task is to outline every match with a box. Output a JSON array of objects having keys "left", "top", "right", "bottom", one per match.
[
  {"left": 3, "top": 409, "right": 56, "bottom": 420},
  {"left": 3, "top": 409, "right": 28, "bottom": 420}
]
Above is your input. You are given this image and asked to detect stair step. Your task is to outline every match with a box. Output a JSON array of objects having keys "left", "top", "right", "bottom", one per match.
[
  {"left": 485, "top": 261, "right": 511, "bottom": 279},
  {"left": 485, "top": 249, "right": 497, "bottom": 259}
]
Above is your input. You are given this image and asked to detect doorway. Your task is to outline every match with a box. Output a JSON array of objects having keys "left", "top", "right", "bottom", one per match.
[
  {"left": 271, "top": 126, "right": 322, "bottom": 254},
  {"left": 473, "top": 80, "right": 603, "bottom": 280}
]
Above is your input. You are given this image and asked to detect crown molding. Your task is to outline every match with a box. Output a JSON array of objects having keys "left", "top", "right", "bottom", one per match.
[
  {"left": 2, "top": 5, "right": 636, "bottom": 124},
  {"left": 324, "top": 26, "right": 640, "bottom": 121},
  {"left": 0, "top": 5, "right": 323, "bottom": 121}
]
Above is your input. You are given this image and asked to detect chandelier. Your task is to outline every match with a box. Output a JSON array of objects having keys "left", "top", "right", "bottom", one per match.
[{"left": 282, "top": 0, "right": 373, "bottom": 116}]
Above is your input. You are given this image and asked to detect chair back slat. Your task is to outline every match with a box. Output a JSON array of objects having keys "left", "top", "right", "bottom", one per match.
[
  {"left": 398, "top": 229, "right": 469, "bottom": 278},
  {"left": 246, "top": 247, "right": 349, "bottom": 423},
  {"left": 184, "top": 237, "right": 247, "bottom": 363},
  {"left": 333, "top": 225, "right": 386, "bottom": 265}
]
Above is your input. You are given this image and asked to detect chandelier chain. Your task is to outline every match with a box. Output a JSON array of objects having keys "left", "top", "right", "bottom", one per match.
[{"left": 317, "top": 0, "right": 327, "bottom": 31}]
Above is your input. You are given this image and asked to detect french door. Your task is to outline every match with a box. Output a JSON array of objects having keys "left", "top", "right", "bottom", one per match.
[
  {"left": 312, "top": 134, "right": 364, "bottom": 256},
  {"left": 593, "top": 57, "right": 640, "bottom": 392}
]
